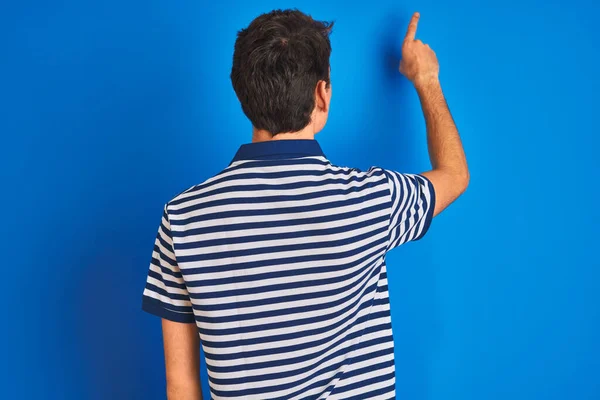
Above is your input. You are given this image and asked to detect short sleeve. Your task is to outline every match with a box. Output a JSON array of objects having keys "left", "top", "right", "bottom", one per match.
[
  {"left": 141, "top": 204, "right": 196, "bottom": 323},
  {"left": 381, "top": 169, "right": 436, "bottom": 251}
]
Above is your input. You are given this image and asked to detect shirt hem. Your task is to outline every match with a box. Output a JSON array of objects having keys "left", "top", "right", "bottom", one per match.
[
  {"left": 413, "top": 174, "right": 436, "bottom": 241},
  {"left": 142, "top": 295, "right": 196, "bottom": 323}
]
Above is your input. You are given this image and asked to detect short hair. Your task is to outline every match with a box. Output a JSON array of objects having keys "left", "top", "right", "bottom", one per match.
[{"left": 230, "top": 8, "right": 335, "bottom": 136}]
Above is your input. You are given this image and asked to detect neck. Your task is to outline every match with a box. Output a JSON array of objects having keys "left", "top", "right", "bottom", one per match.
[{"left": 252, "top": 126, "right": 316, "bottom": 143}]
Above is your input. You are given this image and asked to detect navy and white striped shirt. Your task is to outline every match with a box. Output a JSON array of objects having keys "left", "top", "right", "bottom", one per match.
[{"left": 142, "top": 139, "right": 435, "bottom": 399}]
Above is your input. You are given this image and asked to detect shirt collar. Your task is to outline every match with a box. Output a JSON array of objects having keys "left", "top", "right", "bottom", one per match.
[{"left": 230, "top": 139, "right": 326, "bottom": 164}]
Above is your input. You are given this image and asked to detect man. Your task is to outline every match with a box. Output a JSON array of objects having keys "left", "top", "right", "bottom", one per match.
[{"left": 142, "top": 8, "right": 468, "bottom": 400}]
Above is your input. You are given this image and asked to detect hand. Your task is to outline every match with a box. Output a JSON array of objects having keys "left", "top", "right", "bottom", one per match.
[{"left": 399, "top": 12, "right": 439, "bottom": 88}]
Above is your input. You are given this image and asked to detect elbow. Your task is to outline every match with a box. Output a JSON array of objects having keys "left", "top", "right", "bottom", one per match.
[
  {"left": 453, "top": 167, "right": 470, "bottom": 195},
  {"left": 166, "top": 381, "right": 202, "bottom": 400},
  {"left": 460, "top": 169, "right": 470, "bottom": 193}
]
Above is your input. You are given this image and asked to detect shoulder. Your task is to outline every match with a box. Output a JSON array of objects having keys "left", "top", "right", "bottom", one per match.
[
  {"left": 164, "top": 167, "right": 233, "bottom": 213},
  {"left": 325, "top": 162, "right": 387, "bottom": 177}
]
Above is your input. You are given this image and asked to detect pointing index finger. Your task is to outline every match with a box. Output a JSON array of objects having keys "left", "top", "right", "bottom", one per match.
[{"left": 404, "top": 12, "right": 420, "bottom": 43}]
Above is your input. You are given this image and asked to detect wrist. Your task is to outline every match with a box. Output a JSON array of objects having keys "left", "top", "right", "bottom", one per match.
[{"left": 413, "top": 76, "right": 441, "bottom": 93}]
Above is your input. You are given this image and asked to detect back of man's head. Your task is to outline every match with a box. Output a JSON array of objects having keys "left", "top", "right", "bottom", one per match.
[{"left": 230, "top": 9, "right": 335, "bottom": 136}]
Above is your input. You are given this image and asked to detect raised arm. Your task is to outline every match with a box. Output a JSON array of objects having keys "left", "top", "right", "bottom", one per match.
[{"left": 399, "top": 12, "right": 469, "bottom": 217}]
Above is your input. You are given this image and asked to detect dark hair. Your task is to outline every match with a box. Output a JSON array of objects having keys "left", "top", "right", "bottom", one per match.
[{"left": 230, "top": 9, "right": 335, "bottom": 136}]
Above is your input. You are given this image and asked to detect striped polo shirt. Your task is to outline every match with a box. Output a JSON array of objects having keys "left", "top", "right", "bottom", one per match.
[{"left": 142, "top": 138, "right": 435, "bottom": 400}]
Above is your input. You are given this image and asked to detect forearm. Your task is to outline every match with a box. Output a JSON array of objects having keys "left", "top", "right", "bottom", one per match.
[
  {"left": 167, "top": 379, "right": 203, "bottom": 400},
  {"left": 416, "top": 78, "right": 468, "bottom": 181}
]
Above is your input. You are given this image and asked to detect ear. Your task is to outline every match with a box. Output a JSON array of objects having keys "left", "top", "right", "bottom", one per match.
[{"left": 315, "top": 80, "right": 329, "bottom": 113}]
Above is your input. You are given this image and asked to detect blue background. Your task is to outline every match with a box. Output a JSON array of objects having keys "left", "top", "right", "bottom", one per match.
[{"left": 2, "top": 0, "right": 599, "bottom": 399}]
